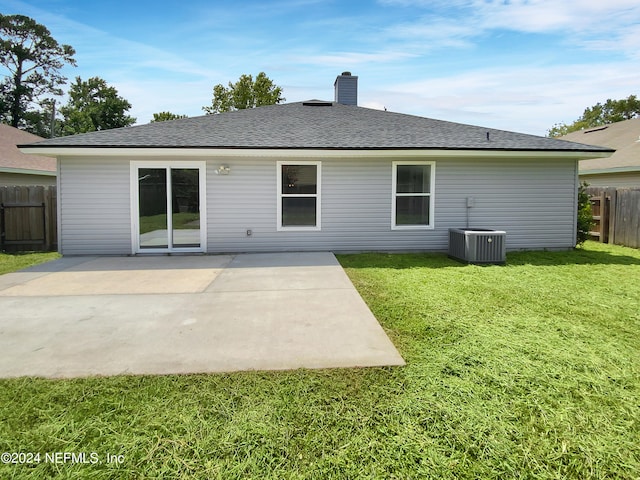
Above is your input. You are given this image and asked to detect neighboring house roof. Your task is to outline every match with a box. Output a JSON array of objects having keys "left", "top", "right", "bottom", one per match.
[
  {"left": 0, "top": 124, "right": 56, "bottom": 175},
  {"left": 20, "top": 101, "right": 613, "bottom": 154},
  {"left": 560, "top": 118, "right": 640, "bottom": 175}
]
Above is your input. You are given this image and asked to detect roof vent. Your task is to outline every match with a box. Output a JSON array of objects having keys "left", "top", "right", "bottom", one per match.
[
  {"left": 584, "top": 126, "right": 608, "bottom": 134},
  {"left": 302, "top": 100, "right": 333, "bottom": 107}
]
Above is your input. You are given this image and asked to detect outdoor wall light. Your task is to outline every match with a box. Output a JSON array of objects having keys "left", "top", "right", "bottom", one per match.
[{"left": 215, "top": 165, "right": 230, "bottom": 175}]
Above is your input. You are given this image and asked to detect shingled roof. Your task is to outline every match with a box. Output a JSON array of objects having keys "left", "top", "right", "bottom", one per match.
[
  {"left": 20, "top": 101, "right": 613, "bottom": 153},
  {"left": 0, "top": 124, "right": 56, "bottom": 172},
  {"left": 560, "top": 118, "right": 640, "bottom": 172}
]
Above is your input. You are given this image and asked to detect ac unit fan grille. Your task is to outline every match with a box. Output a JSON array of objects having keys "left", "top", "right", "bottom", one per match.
[{"left": 448, "top": 228, "right": 506, "bottom": 264}]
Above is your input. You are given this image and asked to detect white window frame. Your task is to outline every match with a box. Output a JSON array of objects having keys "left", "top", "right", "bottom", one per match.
[
  {"left": 391, "top": 161, "right": 435, "bottom": 230},
  {"left": 130, "top": 160, "right": 207, "bottom": 253},
  {"left": 277, "top": 160, "right": 321, "bottom": 231}
]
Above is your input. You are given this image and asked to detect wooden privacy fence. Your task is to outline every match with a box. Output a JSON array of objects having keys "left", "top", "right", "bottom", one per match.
[
  {"left": 0, "top": 186, "right": 57, "bottom": 252},
  {"left": 587, "top": 186, "right": 640, "bottom": 249}
]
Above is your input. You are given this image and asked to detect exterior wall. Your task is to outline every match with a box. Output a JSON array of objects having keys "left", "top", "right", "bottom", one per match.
[
  {"left": 58, "top": 156, "right": 132, "bottom": 255},
  {"left": 58, "top": 154, "right": 578, "bottom": 255},
  {"left": 0, "top": 171, "right": 56, "bottom": 186},
  {"left": 579, "top": 172, "right": 640, "bottom": 188},
  {"left": 439, "top": 157, "right": 576, "bottom": 251},
  {"left": 207, "top": 155, "right": 577, "bottom": 253}
]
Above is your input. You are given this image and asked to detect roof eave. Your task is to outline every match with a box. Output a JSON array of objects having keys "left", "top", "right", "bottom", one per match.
[
  {"left": 19, "top": 145, "right": 614, "bottom": 160},
  {"left": 580, "top": 166, "right": 640, "bottom": 175},
  {"left": 0, "top": 166, "right": 56, "bottom": 176}
]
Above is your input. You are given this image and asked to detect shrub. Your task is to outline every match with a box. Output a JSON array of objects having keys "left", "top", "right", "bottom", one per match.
[{"left": 576, "top": 182, "right": 593, "bottom": 246}]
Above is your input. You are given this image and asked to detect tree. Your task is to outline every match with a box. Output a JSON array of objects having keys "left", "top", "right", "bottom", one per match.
[
  {"left": 548, "top": 95, "right": 640, "bottom": 137},
  {"left": 21, "top": 99, "right": 57, "bottom": 137},
  {"left": 151, "top": 111, "right": 187, "bottom": 122},
  {"left": 0, "top": 14, "right": 76, "bottom": 131},
  {"left": 203, "top": 72, "right": 284, "bottom": 114},
  {"left": 60, "top": 76, "right": 135, "bottom": 135}
]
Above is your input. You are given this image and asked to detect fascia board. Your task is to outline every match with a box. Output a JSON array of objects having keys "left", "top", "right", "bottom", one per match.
[
  {"left": 19, "top": 147, "right": 614, "bottom": 160},
  {"left": 0, "top": 166, "right": 56, "bottom": 175}
]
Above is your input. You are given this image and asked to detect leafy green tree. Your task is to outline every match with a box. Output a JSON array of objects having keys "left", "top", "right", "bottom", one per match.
[
  {"left": 548, "top": 95, "right": 640, "bottom": 137},
  {"left": 203, "top": 72, "right": 284, "bottom": 114},
  {"left": 0, "top": 14, "right": 76, "bottom": 132},
  {"left": 151, "top": 111, "right": 187, "bottom": 122},
  {"left": 60, "top": 76, "right": 135, "bottom": 135},
  {"left": 21, "top": 99, "right": 57, "bottom": 137}
]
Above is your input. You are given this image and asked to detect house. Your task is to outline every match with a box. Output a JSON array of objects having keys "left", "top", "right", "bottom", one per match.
[
  {"left": 20, "top": 73, "right": 613, "bottom": 256},
  {"left": 0, "top": 124, "right": 56, "bottom": 186},
  {"left": 559, "top": 118, "right": 640, "bottom": 188}
]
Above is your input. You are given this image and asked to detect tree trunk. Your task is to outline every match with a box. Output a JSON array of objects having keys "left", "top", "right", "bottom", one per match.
[{"left": 10, "top": 62, "right": 23, "bottom": 128}]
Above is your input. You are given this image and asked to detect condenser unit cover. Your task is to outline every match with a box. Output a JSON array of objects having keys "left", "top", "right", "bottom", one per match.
[{"left": 448, "top": 228, "right": 506, "bottom": 264}]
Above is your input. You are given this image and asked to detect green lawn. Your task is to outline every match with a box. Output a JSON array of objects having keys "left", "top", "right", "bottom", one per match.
[
  {"left": 0, "top": 251, "right": 60, "bottom": 275},
  {"left": 0, "top": 242, "right": 638, "bottom": 479}
]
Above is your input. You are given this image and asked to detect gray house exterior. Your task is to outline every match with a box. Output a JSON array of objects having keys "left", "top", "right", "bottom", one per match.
[
  {"left": 21, "top": 76, "right": 613, "bottom": 256},
  {"left": 0, "top": 124, "right": 56, "bottom": 186},
  {"left": 560, "top": 118, "right": 640, "bottom": 188}
]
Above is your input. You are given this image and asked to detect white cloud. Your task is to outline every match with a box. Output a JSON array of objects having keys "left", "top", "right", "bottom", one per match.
[
  {"left": 380, "top": 0, "right": 640, "bottom": 57},
  {"left": 368, "top": 0, "right": 640, "bottom": 135},
  {"left": 290, "top": 50, "right": 418, "bottom": 68},
  {"left": 474, "top": 0, "right": 640, "bottom": 37},
  {"left": 369, "top": 62, "right": 640, "bottom": 135}
]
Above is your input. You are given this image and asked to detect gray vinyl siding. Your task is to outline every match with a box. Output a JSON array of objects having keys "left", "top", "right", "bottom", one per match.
[
  {"left": 57, "top": 154, "right": 577, "bottom": 255},
  {"left": 437, "top": 158, "right": 577, "bottom": 250},
  {"left": 579, "top": 171, "right": 640, "bottom": 188},
  {"left": 0, "top": 172, "right": 56, "bottom": 186},
  {"left": 58, "top": 156, "right": 131, "bottom": 255},
  {"left": 206, "top": 156, "right": 577, "bottom": 253}
]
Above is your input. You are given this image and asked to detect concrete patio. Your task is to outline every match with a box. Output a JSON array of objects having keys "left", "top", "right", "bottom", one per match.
[{"left": 0, "top": 252, "right": 405, "bottom": 378}]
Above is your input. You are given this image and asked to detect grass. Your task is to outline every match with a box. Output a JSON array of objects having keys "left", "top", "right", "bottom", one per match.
[
  {"left": 139, "top": 212, "right": 200, "bottom": 234},
  {"left": 0, "top": 251, "right": 60, "bottom": 275},
  {"left": 0, "top": 241, "right": 638, "bottom": 478}
]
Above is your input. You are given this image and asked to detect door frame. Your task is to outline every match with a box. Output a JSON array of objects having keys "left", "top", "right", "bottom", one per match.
[{"left": 130, "top": 160, "right": 207, "bottom": 254}]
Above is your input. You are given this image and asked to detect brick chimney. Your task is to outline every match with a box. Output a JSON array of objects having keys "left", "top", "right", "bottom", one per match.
[{"left": 334, "top": 72, "right": 358, "bottom": 106}]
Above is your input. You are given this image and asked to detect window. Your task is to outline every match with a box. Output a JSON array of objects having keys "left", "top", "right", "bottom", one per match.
[
  {"left": 277, "top": 161, "right": 321, "bottom": 230},
  {"left": 392, "top": 161, "right": 435, "bottom": 229}
]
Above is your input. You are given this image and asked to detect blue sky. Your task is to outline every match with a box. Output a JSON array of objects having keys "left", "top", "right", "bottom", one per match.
[{"left": 2, "top": 0, "right": 639, "bottom": 135}]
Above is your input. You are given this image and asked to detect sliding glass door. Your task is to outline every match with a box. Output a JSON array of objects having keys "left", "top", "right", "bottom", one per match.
[{"left": 133, "top": 162, "right": 205, "bottom": 253}]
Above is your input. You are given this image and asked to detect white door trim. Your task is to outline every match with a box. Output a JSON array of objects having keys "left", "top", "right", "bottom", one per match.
[{"left": 130, "top": 161, "right": 207, "bottom": 254}]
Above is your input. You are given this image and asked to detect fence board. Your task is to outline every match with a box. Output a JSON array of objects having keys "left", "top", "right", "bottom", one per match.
[
  {"left": 587, "top": 186, "right": 640, "bottom": 249},
  {"left": 615, "top": 189, "right": 640, "bottom": 249},
  {"left": 0, "top": 186, "right": 57, "bottom": 252}
]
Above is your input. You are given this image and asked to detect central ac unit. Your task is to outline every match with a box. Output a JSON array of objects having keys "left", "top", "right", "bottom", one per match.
[{"left": 448, "top": 228, "right": 506, "bottom": 264}]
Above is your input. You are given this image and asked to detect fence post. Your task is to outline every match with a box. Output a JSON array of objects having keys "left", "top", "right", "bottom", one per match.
[
  {"left": 603, "top": 191, "right": 611, "bottom": 243},
  {"left": 588, "top": 193, "right": 602, "bottom": 241},
  {"left": 44, "top": 187, "right": 52, "bottom": 251},
  {"left": 0, "top": 204, "right": 5, "bottom": 250},
  {"left": 608, "top": 188, "right": 616, "bottom": 245},
  {"left": 600, "top": 191, "right": 607, "bottom": 242}
]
